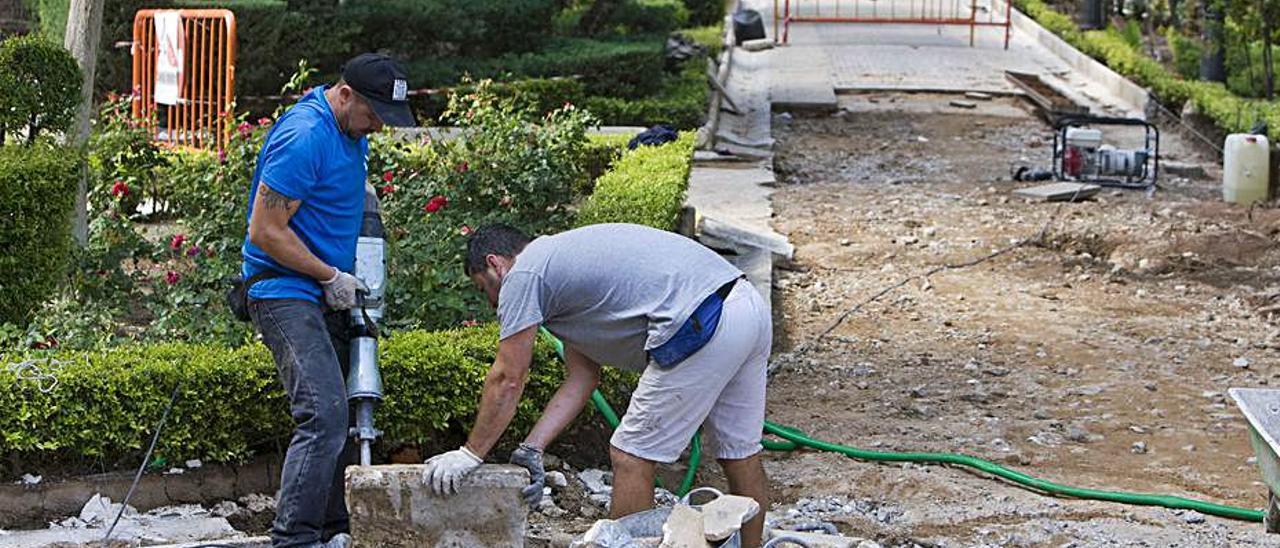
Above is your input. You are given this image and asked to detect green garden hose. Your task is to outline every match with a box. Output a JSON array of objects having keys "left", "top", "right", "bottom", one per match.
[{"left": 539, "top": 329, "right": 1263, "bottom": 523}]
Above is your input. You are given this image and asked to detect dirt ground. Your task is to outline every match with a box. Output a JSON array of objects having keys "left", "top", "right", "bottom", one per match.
[{"left": 753, "top": 93, "right": 1280, "bottom": 546}]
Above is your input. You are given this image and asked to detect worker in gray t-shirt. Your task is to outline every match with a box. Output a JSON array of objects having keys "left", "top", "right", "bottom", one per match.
[{"left": 423, "top": 223, "right": 773, "bottom": 547}]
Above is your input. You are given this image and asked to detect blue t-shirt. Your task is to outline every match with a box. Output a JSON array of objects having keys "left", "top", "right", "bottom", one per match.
[{"left": 241, "top": 86, "right": 369, "bottom": 303}]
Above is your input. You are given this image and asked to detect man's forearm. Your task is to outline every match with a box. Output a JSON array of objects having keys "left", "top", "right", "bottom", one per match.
[
  {"left": 465, "top": 364, "right": 527, "bottom": 458},
  {"left": 522, "top": 377, "right": 597, "bottom": 450},
  {"left": 254, "top": 227, "right": 334, "bottom": 281}
]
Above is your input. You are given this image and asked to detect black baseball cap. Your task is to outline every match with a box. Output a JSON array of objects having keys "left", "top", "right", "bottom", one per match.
[{"left": 341, "top": 53, "right": 416, "bottom": 127}]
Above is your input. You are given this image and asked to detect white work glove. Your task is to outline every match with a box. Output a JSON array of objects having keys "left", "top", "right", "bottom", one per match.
[
  {"left": 319, "top": 268, "right": 367, "bottom": 310},
  {"left": 423, "top": 446, "right": 483, "bottom": 495}
]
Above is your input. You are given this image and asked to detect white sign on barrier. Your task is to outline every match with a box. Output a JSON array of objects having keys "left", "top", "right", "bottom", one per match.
[{"left": 154, "top": 11, "right": 183, "bottom": 106}]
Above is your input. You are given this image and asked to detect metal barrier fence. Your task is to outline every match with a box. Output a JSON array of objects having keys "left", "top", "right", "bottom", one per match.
[
  {"left": 773, "top": 0, "right": 1012, "bottom": 48},
  {"left": 132, "top": 9, "right": 237, "bottom": 152}
]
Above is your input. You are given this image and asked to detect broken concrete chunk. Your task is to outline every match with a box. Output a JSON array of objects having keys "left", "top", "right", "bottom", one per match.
[
  {"left": 1012, "top": 182, "right": 1100, "bottom": 202},
  {"left": 661, "top": 504, "right": 708, "bottom": 548},
  {"left": 767, "top": 529, "right": 863, "bottom": 547},
  {"left": 949, "top": 100, "right": 977, "bottom": 109},
  {"left": 700, "top": 494, "right": 760, "bottom": 542},
  {"left": 572, "top": 519, "right": 638, "bottom": 548},
  {"left": 580, "top": 468, "right": 614, "bottom": 495},
  {"left": 964, "top": 91, "right": 994, "bottom": 101}
]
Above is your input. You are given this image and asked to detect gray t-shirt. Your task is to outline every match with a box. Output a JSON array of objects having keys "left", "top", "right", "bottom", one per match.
[{"left": 497, "top": 223, "right": 743, "bottom": 371}]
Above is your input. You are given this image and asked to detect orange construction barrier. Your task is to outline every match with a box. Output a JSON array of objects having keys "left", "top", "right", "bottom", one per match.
[{"left": 132, "top": 9, "right": 237, "bottom": 152}]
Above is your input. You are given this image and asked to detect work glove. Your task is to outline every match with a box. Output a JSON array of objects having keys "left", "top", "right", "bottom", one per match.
[
  {"left": 319, "top": 268, "right": 367, "bottom": 310},
  {"left": 509, "top": 443, "right": 546, "bottom": 506},
  {"left": 423, "top": 446, "right": 482, "bottom": 495}
]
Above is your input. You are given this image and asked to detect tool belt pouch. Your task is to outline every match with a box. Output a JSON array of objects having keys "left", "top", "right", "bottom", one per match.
[
  {"left": 648, "top": 279, "right": 738, "bottom": 368},
  {"left": 226, "top": 271, "right": 282, "bottom": 322}
]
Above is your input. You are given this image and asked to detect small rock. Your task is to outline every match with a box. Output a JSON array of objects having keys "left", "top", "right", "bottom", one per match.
[
  {"left": 661, "top": 504, "right": 707, "bottom": 547},
  {"left": 1182, "top": 510, "right": 1206, "bottom": 524},
  {"left": 579, "top": 469, "right": 613, "bottom": 495},
  {"left": 702, "top": 495, "right": 761, "bottom": 542},
  {"left": 547, "top": 471, "right": 569, "bottom": 489},
  {"left": 572, "top": 519, "right": 634, "bottom": 548},
  {"left": 1234, "top": 357, "right": 1250, "bottom": 368},
  {"left": 839, "top": 238, "right": 852, "bottom": 246},
  {"left": 210, "top": 501, "right": 239, "bottom": 517},
  {"left": 588, "top": 493, "right": 612, "bottom": 509},
  {"left": 916, "top": 136, "right": 929, "bottom": 143},
  {"left": 1131, "top": 441, "right": 1148, "bottom": 454},
  {"left": 20, "top": 473, "right": 41, "bottom": 485},
  {"left": 1033, "top": 409, "right": 1052, "bottom": 420},
  {"left": 185, "top": 459, "right": 203, "bottom": 469},
  {"left": 1066, "top": 425, "right": 1093, "bottom": 443}
]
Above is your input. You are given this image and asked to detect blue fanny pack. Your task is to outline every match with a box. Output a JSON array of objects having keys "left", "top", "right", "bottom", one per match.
[{"left": 649, "top": 279, "right": 740, "bottom": 368}]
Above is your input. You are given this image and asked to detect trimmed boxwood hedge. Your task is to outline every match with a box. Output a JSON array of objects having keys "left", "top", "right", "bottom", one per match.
[
  {"left": 0, "top": 145, "right": 80, "bottom": 329},
  {"left": 1014, "top": 0, "right": 1280, "bottom": 140},
  {"left": 0, "top": 325, "right": 639, "bottom": 465},
  {"left": 577, "top": 131, "right": 696, "bottom": 230}
]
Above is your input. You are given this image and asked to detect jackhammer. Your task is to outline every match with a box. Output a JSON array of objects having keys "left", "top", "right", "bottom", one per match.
[{"left": 347, "top": 183, "right": 386, "bottom": 466}]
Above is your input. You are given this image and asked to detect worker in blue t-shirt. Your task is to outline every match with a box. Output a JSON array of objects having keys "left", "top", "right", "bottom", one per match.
[{"left": 239, "top": 53, "right": 415, "bottom": 548}]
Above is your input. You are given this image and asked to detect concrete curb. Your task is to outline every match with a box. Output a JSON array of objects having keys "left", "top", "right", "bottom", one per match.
[{"left": 1008, "top": 4, "right": 1150, "bottom": 116}]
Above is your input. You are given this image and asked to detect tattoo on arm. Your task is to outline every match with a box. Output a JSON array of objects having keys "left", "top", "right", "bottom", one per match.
[{"left": 259, "top": 184, "right": 295, "bottom": 211}]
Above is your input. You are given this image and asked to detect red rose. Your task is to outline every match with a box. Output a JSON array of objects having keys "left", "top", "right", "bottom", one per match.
[
  {"left": 459, "top": 225, "right": 472, "bottom": 236},
  {"left": 165, "top": 271, "right": 180, "bottom": 285},
  {"left": 382, "top": 170, "right": 395, "bottom": 183},
  {"left": 110, "top": 180, "right": 129, "bottom": 198},
  {"left": 380, "top": 184, "right": 395, "bottom": 195},
  {"left": 170, "top": 233, "right": 186, "bottom": 250},
  {"left": 237, "top": 121, "right": 253, "bottom": 139},
  {"left": 455, "top": 161, "right": 469, "bottom": 174},
  {"left": 258, "top": 117, "right": 272, "bottom": 127},
  {"left": 423, "top": 195, "right": 448, "bottom": 213}
]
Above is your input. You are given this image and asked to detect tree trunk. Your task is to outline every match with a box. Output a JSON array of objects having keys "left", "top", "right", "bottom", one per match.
[
  {"left": 1263, "top": 0, "right": 1276, "bottom": 99},
  {"left": 1200, "top": 0, "right": 1227, "bottom": 82},
  {"left": 63, "top": 0, "right": 105, "bottom": 247}
]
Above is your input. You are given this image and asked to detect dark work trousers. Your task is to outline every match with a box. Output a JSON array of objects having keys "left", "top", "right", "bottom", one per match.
[{"left": 250, "top": 298, "right": 355, "bottom": 548}]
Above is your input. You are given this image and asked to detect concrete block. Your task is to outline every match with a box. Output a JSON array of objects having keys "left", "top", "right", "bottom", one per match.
[
  {"left": 1012, "top": 182, "right": 1100, "bottom": 202},
  {"left": 346, "top": 464, "right": 530, "bottom": 547},
  {"left": 661, "top": 505, "right": 707, "bottom": 547}
]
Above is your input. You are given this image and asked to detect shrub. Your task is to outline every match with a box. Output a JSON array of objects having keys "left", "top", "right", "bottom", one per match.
[
  {"left": 604, "top": 0, "right": 691, "bottom": 36},
  {"left": 0, "top": 34, "right": 81, "bottom": 144},
  {"left": 582, "top": 62, "right": 708, "bottom": 128},
  {"left": 577, "top": 131, "right": 695, "bottom": 230},
  {"left": 375, "top": 81, "right": 595, "bottom": 330},
  {"left": 0, "top": 324, "right": 633, "bottom": 466},
  {"left": 411, "top": 38, "right": 666, "bottom": 98},
  {"left": 410, "top": 77, "right": 588, "bottom": 125},
  {"left": 682, "top": 0, "right": 725, "bottom": 26},
  {"left": 1166, "top": 28, "right": 1203, "bottom": 80},
  {"left": 0, "top": 145, "right": 80, "bottom": 328}
]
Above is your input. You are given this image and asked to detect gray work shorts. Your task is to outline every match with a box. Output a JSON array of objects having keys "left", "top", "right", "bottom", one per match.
[{"left": 611, "top": 279, "right": 771, "bottom": 462}]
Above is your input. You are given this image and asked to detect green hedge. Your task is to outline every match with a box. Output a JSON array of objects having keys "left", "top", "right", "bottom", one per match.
[
  {"left": 577, "top": 131, "right": 695, "bottom": 230},
  {"left": 683, "top": 0, "right": 725, "bottom": 26},
  {"left": 1014, "top": 0, "right": 1280, "bottom": 140},
  {"left": 584, "top": 62, "right": 708, "bottom": 129},
  {"left": 0, "top": 145, "right": 79, "bottom": 328},
  {"left": 0, "top": 325, "right": 639, "bottom": 465},
  {"left": 409, "top": 37, "right": 666, "bottom": 98},
  {"left": 0, "top": 34, "right": 81, "bottom": 144}
]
